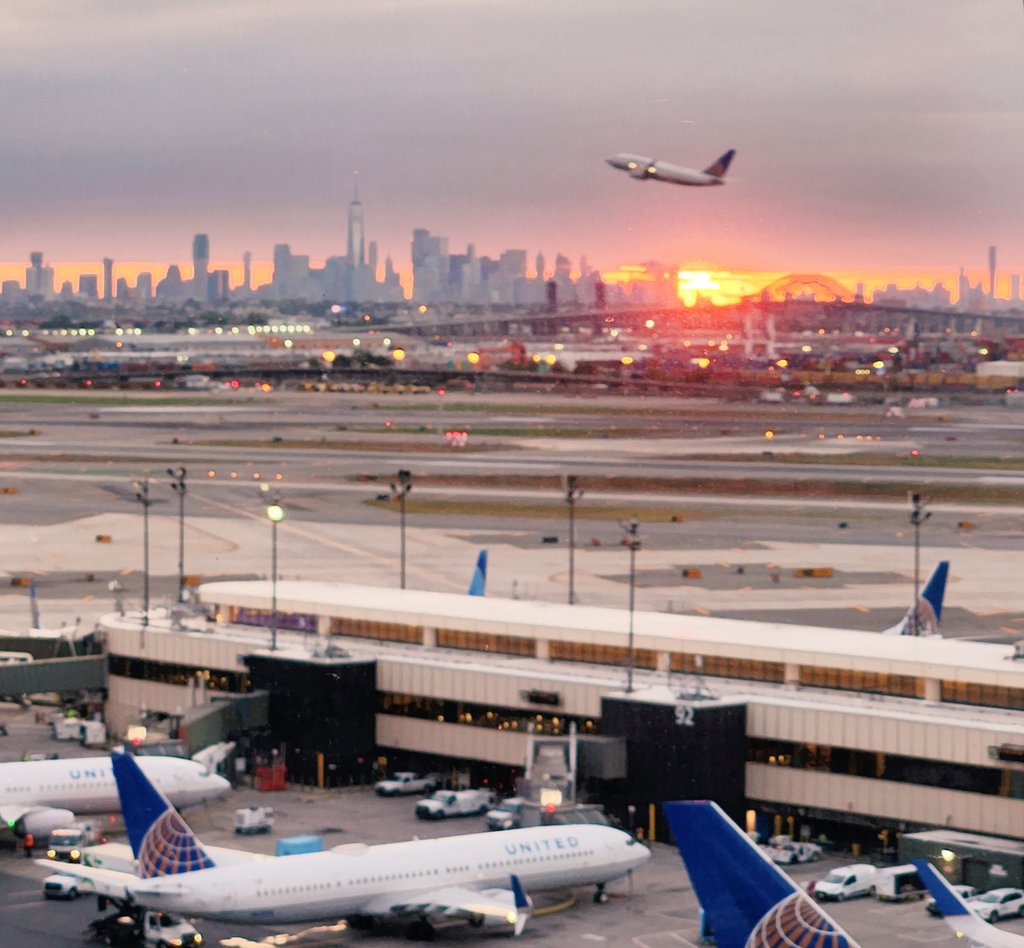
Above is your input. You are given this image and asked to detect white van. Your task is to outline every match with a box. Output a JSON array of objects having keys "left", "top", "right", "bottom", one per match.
[{"left": 814, "top": 864, "right": 876, "bottom": 901}]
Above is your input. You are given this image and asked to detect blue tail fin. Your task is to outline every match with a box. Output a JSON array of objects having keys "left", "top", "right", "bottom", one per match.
[
  {"left": 702, "top": 149, "right": 735, "bottom": 178},
  {"left": 663, "top": 801, "right": 858, "bottom": 948},
  {"left": 468, "top": 548, "right": 488, "bottom": 596},
  {"left": 911, "top": 859, "right": 970, "bottom": 917},
  {"left": 884, "top": 560, "right": 949, "bottom": 636},
  {"left": 111, "top": 751, "right": 216, "bottom": 878}
]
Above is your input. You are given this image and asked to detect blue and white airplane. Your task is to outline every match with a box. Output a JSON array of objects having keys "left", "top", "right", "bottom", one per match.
[
  {"left": 882, "top": 560, "right": 949, "bottom": 637},
  {"left": 663, "top": 800, "right": 861, "bottom": 948},
  {"left": 913, "top": 859, "right": 1024, "bottom": 947},
  {"left": 51, "top": 752, "right": 648, "bottom": 938},
  {"left": 607, "top": 149, "right": 736, "bottom": 187}
]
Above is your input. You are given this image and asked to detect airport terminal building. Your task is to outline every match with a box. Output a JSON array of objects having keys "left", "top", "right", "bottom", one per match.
[{"left": 99, "top": 580, "right": 1024, "bottom": 847}]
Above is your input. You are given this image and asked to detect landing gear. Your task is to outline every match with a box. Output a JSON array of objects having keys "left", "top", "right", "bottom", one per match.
[
  {"left": 406, "top": 918, "right": 437, "bottom": 941},
  {"left": 594, "top": 883, "right": 609, "bottom": 904}
]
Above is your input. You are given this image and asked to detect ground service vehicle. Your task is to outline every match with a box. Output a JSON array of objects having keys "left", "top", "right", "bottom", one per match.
[
  {"left": 233, "top": 806, "right": 274, "bottom": 834},
  {"left": 373, "top": 771, "right": 442, "bottom": 797},
  {"left": 485, "top": 797, "right": 525, "bottom": 830},
  {"left": 415, "top": 788, "right": 495, "bottom": 820},
  {"left": 765, "top": 836, "right": 822, "bottom": 865},
  {"left": 874, "top": 864, "right": 927, "bottom": 902},
  {"left": 966, "top": 888, "right": 1024, "bottom": 923},
  {"left": 813, "top": 864, "right": 877, "bottom": 901},
  {"left": 43, "top": 874, "right": 82, "bottom": 899},
  {"left": 87, "top": 907, "right": 202, "bottom": 947},
  {"left": 46, "top": 822, "right": 98, "bottom": 862}
]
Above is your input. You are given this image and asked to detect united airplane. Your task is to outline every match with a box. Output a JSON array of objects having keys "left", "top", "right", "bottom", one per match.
[
  {"left": 0, "top": 754, "right": 230, "bottom": 838},
  {"left": 51, "top": 752, "right": 649, "bottom": 938},
  {"left": 606, "top": 149, "right": 735, "bottom": 187},
  {"left": 663, "top": 800, "right": 860, "bottom": 948}
]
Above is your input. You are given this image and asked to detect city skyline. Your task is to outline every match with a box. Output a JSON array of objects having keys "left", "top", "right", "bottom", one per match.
[{"left": 2, "top": 2, "right": 1021, "bottom": 273}]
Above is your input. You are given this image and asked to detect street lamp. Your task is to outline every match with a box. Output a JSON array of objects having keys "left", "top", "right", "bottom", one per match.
[
  {"left": 131, "top": 479, "right": 153, "bottom": 642},
  {"left": 564, "top": 475, "right": 584, "bottom": 605},
  {"left": 262, "top": 486, "right": 285, "bottom": 651},
  {"left": 167, "top": 467, "right": 187, "bottom": 603},
  {"left": 909, "top": 492, "right": 931, "bottom": 636},
  {"left": 390, "top": 469, "right": 412, "bottom": 590},
  {"left": 621, "top": 519, "right": 641, "bottom": 693}
]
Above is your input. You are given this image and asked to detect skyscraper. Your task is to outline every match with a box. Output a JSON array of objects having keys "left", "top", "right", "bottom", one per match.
[
  {"left": 193, "top": 234, "right": 210, "bottom": 302},
  {"left": 347, "top": 181, "right": 365, "bottom": 267},
  {"left": 988, "top": 245, "right": 997, "bottom": 300},
  {"left": 103, "top": 258, "right": 114, "bottom": 302},
  {"left": 242, "top": 251, "right": 252, "bottom": 294},
  {"left": 25, "top": 252, "right": 54, "bottom": 298}
]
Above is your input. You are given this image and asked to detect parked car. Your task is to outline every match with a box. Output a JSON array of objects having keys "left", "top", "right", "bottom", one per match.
[
  {"left": 813, "top": 864, "right": 877, "bottom": 902},
  {"left": 926, "top": 884, "right": 976, "bottom": 916},
  {"left": 484, "top": 797, "right": 525, "bottom": 831},
  {"left": 966, "top": 888, "right": 1024, "bottom": 923},
  {"left": 415, "top": 788, "right": 495, "bottom": 820},
  {"left": 374, "top": 771, "right": 443, "bottom": 797}
]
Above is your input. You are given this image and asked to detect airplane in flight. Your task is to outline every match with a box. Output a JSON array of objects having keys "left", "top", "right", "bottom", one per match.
[
  {"left": 913, "top": 859, "right": 1024, "bottom": 947},
  {"left": 50, "top": 752, "right": 649, "bottom": 939},
  {"left": 0, "top": 754, "right": 231, "bottom": 838},
  {"left": 663, "top": 800, "right": 860, "bottom": 948},
  {"left": 606, "top": 149, "right": 735, "bottom": 187},
  {"left": 882, "top": 560, "right": 949, "bottom": 636}
]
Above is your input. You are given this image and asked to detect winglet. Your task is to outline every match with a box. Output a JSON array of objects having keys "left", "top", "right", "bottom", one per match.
[
  {"left": 663, "top": 801, "right": 858, "bottom": 948},
  {"left": 911, "top": 859, "right": 971, "bottom": 917},
  {"left": 702, "top": 149, "right": 735, "bottom": 179},
  {"left": 468, "top": 548, "right": 488, "bottom": 597},
  {"left": 111, "top": 751, "right": 216, "bottom": 878},
  {"left": 510, "top": 874, "right": 532, "bottom": 937}
]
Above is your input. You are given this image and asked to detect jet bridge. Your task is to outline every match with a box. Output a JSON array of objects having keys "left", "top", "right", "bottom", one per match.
[{"left": 0, "top": 654, "right": 107, "bottom": 700}]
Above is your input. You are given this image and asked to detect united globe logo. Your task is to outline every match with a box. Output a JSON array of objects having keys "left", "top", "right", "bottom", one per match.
[
  {"left": 746, "top": 892, "right": 851, "bottom": 947},
  {"left": 138, "top": 809, "right": 215, "bottom": 878}
]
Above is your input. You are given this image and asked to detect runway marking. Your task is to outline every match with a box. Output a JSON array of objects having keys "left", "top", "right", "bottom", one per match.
[{"left": 632, "top": 931, "right": 700, "bottom": 948}]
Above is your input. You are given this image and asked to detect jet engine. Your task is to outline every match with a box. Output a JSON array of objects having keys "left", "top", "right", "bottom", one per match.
[{"left": 15, "top": 806, "right": 76, "bottom": 838}]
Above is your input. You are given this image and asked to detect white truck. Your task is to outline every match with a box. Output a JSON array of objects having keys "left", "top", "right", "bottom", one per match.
[
  {"left": 874, "top": 863, "right": 927, "bottom": 902},
  {"left": 86, "top": 907, "right": 202, "bottom": 947},
  {"left": 374, "top": 771, "right": 442, "bottom": 797},
  {"left": 415, "top": 788, "right": 495, "bottom": 820},
  {"left": 46, "top": 822, "right": 99, "bottom": 862},
  {"left": 234, "top": 806, "right": 274, "bottom": 834}
]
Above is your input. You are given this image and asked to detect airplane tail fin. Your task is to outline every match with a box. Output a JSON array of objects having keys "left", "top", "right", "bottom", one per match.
[
  {"left": 911, "top": 859, "right": 970, "bottom": 917},
  {"left": 468, "top": 548, "right": 488, "bottom": 596},
  {"left": 702, "top": 149, "right": 735, "bottom": 179},
  {"left": 111, "top": 751, "right": 216, "bottom": 878},
  {"left": 663, "top": 801, "right": 858, "bottom": 948},
  {"left": 882, "top": 560, "right": 949, "bottom": 636}
]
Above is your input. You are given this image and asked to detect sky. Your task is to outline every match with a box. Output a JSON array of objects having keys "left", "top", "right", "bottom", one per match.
[{"left": 1, "top": 0, "right": 1022, "bottom": 284}]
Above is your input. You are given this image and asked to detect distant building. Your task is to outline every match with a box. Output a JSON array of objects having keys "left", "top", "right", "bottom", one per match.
[
  {"left": 103, "top": 258, "right": 114, "bottom": 302},
  {"left": 192, "top": 234, "right": 210, "bottom": 302},
  {"left": 25, "top": 252, "right": 54, "bottom": 298},
  {"left": 78, "top": 274, "right": 99, "bottom": 299}
]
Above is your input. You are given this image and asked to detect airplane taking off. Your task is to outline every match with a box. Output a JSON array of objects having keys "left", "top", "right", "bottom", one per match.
[
  {"left": 882, "top": 560, "right": 949, "bottom": 636},
  {"left": 0, "top": 754, "right": 230, "bottom": 839},
  {"left": 913, "top": 859, "right": 1024, "bottom": 947},
  {"left": 606, "top": 149, "right": 735, "bottom": 187},
  {"left": 663, "top": 800, "right": 861, "bottom": 948},
  {"left": 51, "top": 753, "right": 649, "bottom": 938}
]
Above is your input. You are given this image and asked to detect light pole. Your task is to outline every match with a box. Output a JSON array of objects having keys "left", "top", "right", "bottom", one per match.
[
  {"left": 909, "top": 492, "right": 931, "bottom": 636},
  {"left": 167, "top": 467, "right": 187, "bottom": 603},
  {"left": 391, "top": 469, "right": 412, "bottom": 589},
  {"left": 621, "top": 519, "right": 641, "bottom": 693},
  {"left": 263, "top": 486, "right": 285, "bottom": 651},
  {"left": 564, "top": 475, "right": 584, "bottom": 605},
  {"left": 131, "top": 479, "right": 153, "bottom": 642}
]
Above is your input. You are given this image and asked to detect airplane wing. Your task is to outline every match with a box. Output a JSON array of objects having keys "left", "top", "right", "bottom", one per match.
[
  {"left": 35, "top": 861, "right": 138, "bottom": 900},
  {"left": 362, "top": 875, "right": 532, "bottom": 936},
  {"left": 1, "top": 802, "right": 76, "bottom": 836},
  {"left": 0, "top": 804, "right": 32, "bottom": 827}
]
